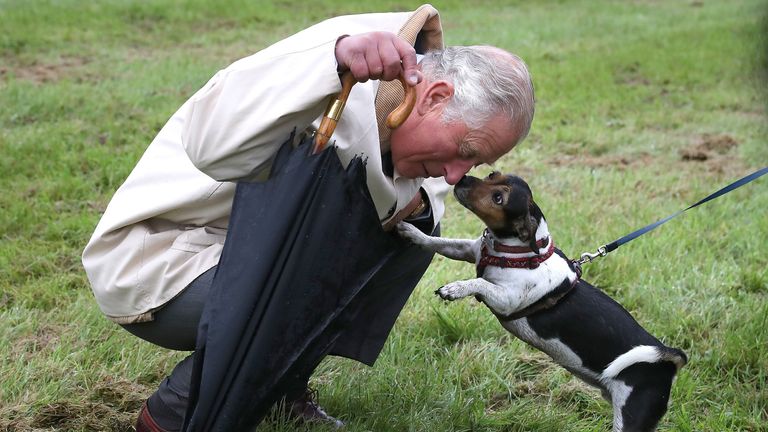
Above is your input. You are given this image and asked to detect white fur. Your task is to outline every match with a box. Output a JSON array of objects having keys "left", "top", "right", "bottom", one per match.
[
  {"left": 479, "top": 253, "right": 575, "bottom": 316},
  {"left": 396, "top": 220, "right": 578, "bottom": 317},
  {"left": 489, "top": 219, "right": 552, "bottom": 251},
  {"left": 396, "top": 219, "right": 680, "bottom": 432},
  {"left": 608, "top": 380, "right": 633, "bottom": 432},
  {"left": 601, "top": 345, "right": 662, "bottom": 380}
]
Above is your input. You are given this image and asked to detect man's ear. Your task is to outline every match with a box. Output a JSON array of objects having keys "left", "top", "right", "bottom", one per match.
[{"left": 416, "top": 80, "right": 454, "bottom": 115}]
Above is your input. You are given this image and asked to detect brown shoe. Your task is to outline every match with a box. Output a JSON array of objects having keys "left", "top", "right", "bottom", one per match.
[
  {"left": 135, "top": 401, "right": 169, "bottom": 432},
  {"left": 285, "top": 387, "right": 344, "bottom": 429}
]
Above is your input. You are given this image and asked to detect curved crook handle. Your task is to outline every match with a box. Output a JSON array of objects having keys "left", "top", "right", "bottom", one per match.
[
  {"left": 313, "top": 72, "right": 417, "bottom": 153},
  {"left": 385, "top": 74, "right": 417, "bottom": 129}
]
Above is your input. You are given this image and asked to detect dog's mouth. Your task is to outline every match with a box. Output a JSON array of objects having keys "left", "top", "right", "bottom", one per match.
[
  {"left": 453, "top": 175, "right": 478, "bottom": 210},
  {"left": 453, "top": 188, "right": 472, "bottom": 210}
]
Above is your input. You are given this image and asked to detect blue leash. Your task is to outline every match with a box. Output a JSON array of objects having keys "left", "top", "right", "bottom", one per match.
[{"left": 576, "top": 166, "right": 768, "bottom": 265}]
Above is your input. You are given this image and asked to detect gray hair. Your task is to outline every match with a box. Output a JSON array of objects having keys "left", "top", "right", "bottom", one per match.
[{"left": 420, "top": 46, "right": 535, "bottom": 142}]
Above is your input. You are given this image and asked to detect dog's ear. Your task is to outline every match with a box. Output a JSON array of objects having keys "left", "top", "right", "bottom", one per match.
[
  {"left": 524, "top": 215, "right": 540, "bottom": 252},
  {"left": 526, "top": 201, "right": 544, "bottom": 252},
  {"left": 512, "top": 214, "right": 540, "bottom": 252}
]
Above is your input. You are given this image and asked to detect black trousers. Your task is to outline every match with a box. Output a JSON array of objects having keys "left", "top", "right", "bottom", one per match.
[{"left": 122, "top": 225, "right": 438, "bottom": 430}]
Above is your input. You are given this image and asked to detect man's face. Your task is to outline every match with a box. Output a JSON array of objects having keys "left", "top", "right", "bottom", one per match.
[{"left": 389, "top": 101, "right": 520, "bottom": 185}]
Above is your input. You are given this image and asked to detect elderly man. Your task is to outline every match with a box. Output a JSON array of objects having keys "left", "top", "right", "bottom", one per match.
[{"left": 82, "top": 5, "right": 534, "bottom": 431}]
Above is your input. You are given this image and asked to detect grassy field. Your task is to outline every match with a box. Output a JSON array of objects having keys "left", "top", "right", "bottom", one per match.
[{"left": 1, "top": 0, "right": 767, "bottom": 431}]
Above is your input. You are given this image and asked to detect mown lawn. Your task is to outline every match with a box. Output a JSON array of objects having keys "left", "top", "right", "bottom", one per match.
[{"left": 1, "top": 1, "right": 766, "bottom": 431}]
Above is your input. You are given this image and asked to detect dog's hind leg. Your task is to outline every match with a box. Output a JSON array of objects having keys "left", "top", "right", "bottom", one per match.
[
  {"left": 616, "top": 384, "right": 671, "bottom": 432},
  {"left": 612, "top": 362, "right": 677, "bottom": 432}
]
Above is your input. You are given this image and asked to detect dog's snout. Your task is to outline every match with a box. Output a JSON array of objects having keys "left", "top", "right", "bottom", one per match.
[
  {"left": 456, "top": 175, "right": 479, "bottom": 189},
  {"left": 453, "top": 176, "right": 478, "bottom": 210}
]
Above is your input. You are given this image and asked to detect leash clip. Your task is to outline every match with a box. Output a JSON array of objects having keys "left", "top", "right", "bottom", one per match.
[{"left": 576, "top": 245, "right": 607, "bottom": 265}]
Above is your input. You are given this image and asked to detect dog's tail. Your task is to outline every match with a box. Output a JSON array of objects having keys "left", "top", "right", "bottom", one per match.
[
  {"left": 601, "top": 345, "right": 688, "bottom": 380},
  {"left": 661, "top": 346, "right": 688, "bottom": 370}
]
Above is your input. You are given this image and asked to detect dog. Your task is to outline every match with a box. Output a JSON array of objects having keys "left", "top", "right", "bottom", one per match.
[{"left": 396, "top": 172, "right": 687, "bottom": 432}]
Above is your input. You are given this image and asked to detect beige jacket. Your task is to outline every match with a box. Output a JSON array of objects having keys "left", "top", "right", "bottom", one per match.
[{"left": 82, "top": 5, "right": 450, "bottom": 324}]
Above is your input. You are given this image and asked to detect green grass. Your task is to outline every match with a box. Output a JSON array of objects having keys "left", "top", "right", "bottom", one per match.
[{"left": 2, "top": 0, "right": 767, "bottom": 430}]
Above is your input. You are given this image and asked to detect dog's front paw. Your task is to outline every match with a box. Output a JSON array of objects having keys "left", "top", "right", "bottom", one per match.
[
  {"left": 435, "top": 283, "right": 467, "bottom": 301},
  {"left": 395, "top": 221, "right": 427, "bottom": 244}
]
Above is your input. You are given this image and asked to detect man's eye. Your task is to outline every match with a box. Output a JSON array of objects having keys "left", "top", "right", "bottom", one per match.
[{"left": 492, "top": 192, "right": 503, "bottom": 205}]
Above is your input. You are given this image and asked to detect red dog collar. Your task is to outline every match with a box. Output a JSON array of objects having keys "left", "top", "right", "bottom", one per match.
[{"left": 476, "top": 236, "right": 555, "bottom": 277}]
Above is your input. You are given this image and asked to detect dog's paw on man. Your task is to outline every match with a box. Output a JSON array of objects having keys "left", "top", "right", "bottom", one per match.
[{"left": 396, "top": 172, "right": 687, "bottom": 432}]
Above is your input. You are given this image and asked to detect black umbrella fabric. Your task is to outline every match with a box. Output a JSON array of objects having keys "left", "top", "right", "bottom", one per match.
[{"left": 182, "top": 75, "right": 416, "bottom": 431}]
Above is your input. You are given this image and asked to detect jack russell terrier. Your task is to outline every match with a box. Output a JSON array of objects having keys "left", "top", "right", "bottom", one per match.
[{"left": 396, "top": 172, "right": 687, "bottom": 432}]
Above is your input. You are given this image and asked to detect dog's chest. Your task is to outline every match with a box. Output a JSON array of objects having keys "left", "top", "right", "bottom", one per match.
[{"left": 476, "top": 254, "right": 576, "bottom": 315}]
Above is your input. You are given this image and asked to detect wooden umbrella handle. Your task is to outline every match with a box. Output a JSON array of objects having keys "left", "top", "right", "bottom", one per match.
[{"left": 313, "top": 72, "right": 417, "bottom": 153}]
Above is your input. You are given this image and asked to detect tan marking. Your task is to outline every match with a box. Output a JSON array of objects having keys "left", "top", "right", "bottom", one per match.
[{"left": 459, "top": 178, "right": 512, "bottom": 230}]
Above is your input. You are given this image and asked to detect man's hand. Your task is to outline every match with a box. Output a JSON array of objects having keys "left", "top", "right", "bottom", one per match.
[{"left": 335, "top": 32, "right": 422, "bottom": 86}]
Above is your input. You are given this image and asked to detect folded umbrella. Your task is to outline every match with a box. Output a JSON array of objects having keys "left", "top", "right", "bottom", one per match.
[{"left": 183, "top": 74, "right": 416, "bottom": 431}]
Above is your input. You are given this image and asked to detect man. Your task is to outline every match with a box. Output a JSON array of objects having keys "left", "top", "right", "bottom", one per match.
[{"left": 82, "top": 5, "right": 534, "bottom": 431}]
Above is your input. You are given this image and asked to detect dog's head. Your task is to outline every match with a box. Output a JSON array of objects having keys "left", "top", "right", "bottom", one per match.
[{"left": 453, "top": 172, "right": 545, "bottom": 249}]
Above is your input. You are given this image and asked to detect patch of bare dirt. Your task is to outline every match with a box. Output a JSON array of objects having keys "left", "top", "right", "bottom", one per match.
[
  {"left": 29, "top": 401, "right": 135, "bottom": 431},
  {"left": 90, "top": 377, "right": 149, "bottom": 412},
  {"left": 0, "top": 56, "right": 92, "bottom": 84},
  {"left": 0, "top": 379, "right": 148, "bottom": 432},
  {"left": 11, "top": 325, "right": 62, "bottom": 362},
  {"left": 547, "top": 134, "right": 745, "bottom": 175},
  {"left": 549, "top": 152, "right": 656, "bottom": 170},
  {"left": 679, "top": 133, "right": 747, "bottom": 174},
  {"left": 679, "top": 133, "right": 739, "bottom": 161}
]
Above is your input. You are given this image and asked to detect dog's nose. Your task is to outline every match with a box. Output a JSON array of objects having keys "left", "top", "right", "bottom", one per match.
[{"left": 456, "top": 175, "right": 469, "bottom": 186}]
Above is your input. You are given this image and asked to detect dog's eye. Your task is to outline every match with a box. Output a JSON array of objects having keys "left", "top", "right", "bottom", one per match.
[{"left": 492, "top": 192, "right": 504, "bottom": 205}]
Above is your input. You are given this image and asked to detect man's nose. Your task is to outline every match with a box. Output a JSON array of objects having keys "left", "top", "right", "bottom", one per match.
[{"left": 443, "top": 160, "right": 475, "bottom": 185}]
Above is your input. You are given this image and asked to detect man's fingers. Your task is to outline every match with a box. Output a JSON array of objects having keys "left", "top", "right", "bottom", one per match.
[
  {"left": 346, "top": 52, "right": 370, "bottom": 82},
  {"left": 395, "top": 37, "right": 420, "bottom": 86},
  {"left": 378, "top": 39, "right": 403, "bottom": 82},
  {"left": 334, "top": 32, "right": 420, "bottom": 84},
  {"left": 365, "top": 40, "right": 384, "bottom": 80}
]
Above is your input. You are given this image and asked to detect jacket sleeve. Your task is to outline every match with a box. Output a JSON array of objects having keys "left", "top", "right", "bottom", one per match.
[{"left": 181, "top": 36, "right": 344, "bottom": 181}]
